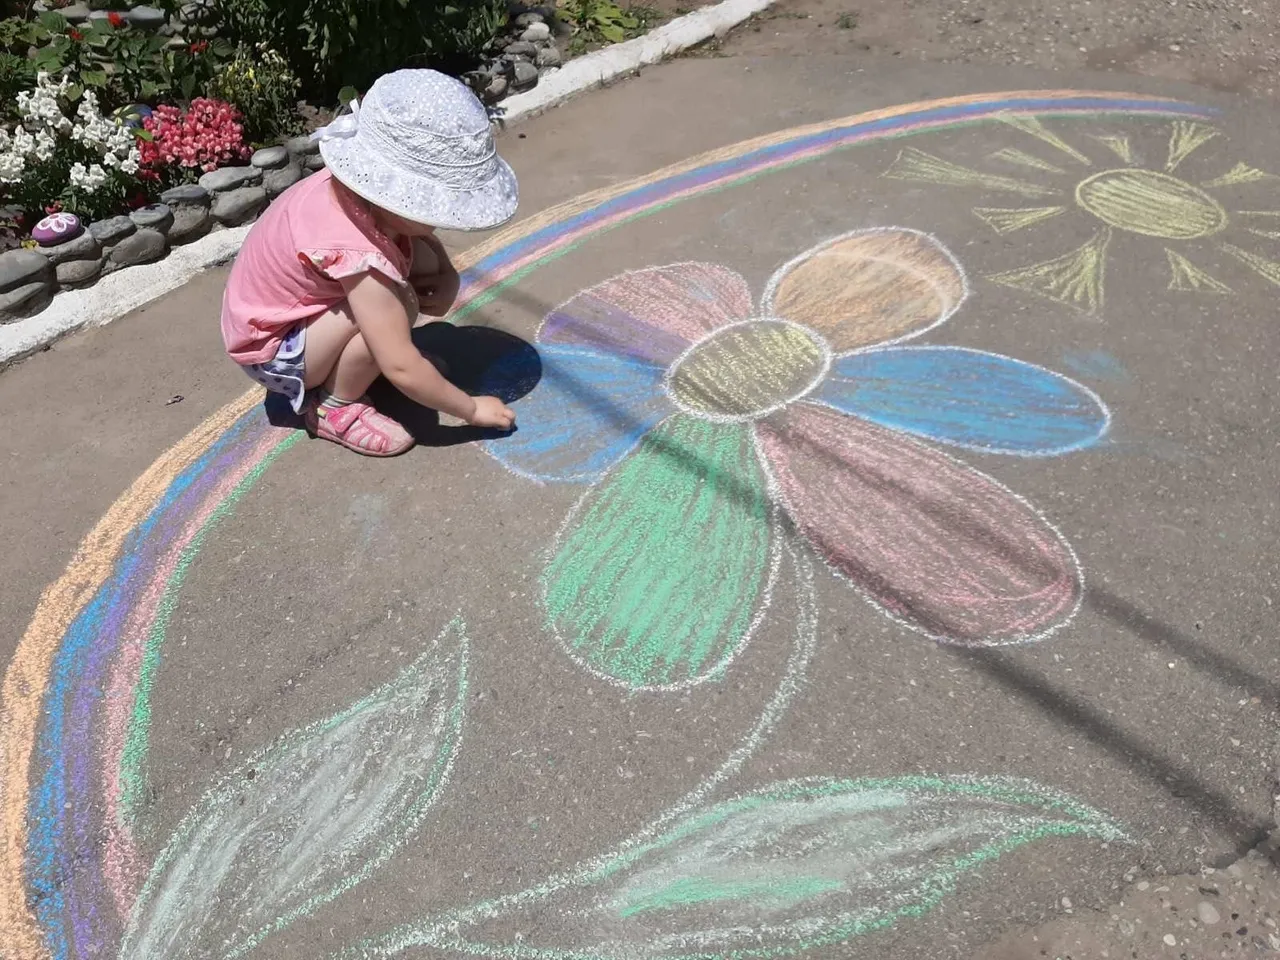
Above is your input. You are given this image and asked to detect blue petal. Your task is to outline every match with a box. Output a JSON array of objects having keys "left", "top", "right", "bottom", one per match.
[
  {"left": 818, "top": 346, "right": 1110, "bottom": 455},
  {"left": 483, "top": 344, "right": 670, "bottom": 482}
]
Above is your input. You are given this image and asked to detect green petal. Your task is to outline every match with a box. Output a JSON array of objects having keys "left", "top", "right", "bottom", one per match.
[{"left": 543, "top": 415, "right": 772, "bottom": 690}]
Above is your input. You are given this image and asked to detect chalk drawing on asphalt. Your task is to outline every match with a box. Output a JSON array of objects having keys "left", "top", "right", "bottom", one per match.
[
  {"left": 485, "top": 227, "right": 1111, "bottom": 676},
  {"left": 121, "top": 618, "right": 469, "bottom": 960},
  {"left": 883, "top": 116, "right": 1280, "bottom": 310},
  {"left": 7, "top": 91, "right": 1200, "bottom": 960}
]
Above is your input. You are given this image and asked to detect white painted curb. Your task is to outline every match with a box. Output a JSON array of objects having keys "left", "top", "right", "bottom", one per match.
[
  {"left": 0, "top": 0, "right": 771, "bottom": 368},
  {"left": 497, "top": 0, "right": 775, "bottom": 124}
]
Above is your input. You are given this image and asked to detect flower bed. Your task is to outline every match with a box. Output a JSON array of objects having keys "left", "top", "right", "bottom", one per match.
[{"left": 0, "top": 0, "right": 646, "bottom": 323}]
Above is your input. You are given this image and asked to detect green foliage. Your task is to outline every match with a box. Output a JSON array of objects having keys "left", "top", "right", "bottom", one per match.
[
  {"left": 218, "top": 0, "right": 509, "bottom": 103},
  {"left": 209, "top": 43, "right": 303, "bottom": 144},
  {"left": 560, "top": 0, "right": 656, "bottom": 47}
]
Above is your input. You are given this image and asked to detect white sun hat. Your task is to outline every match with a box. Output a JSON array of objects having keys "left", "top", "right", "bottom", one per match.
[{"left": 311, "top": 69, "right": 518, "bottom": 232}]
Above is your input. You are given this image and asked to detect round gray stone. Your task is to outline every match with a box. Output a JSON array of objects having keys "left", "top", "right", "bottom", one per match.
[
  {"left": 264, "top": 163, "right": 304, "bottom": 199},
  {"left": 88, "top": 215, "right": 136, "bottom": 246},
  {"left": 521, "top": 21, "right": 551, "bottom": 41},
  {"left": 126, "top": 5, "right": 166, "bottom": 27},
  {"left": 285, "top": 135, "right": 320, "bottom": 158},
  {"left": 0, "top": 249, "right": 52, "bottom": 294},
  {"left": 199, "top": 165, "right": 263, "bottom": 193},
  {"left": 167, "top": 205, "right": 213, "bottom": 245},
  {"left": 109, "top": 228, "right": 168, "bottom": 267},
  {"left": 483, "top": 75, "right": 509, "bottom": 102},
  {"left": 537, "top": 44, "right": 562, "bottom": 67},
  {"left": 61, "top": 2, "right": 91, "bottom": 22},
  {"left": 56, "top": 256, "right": 104, "bottom": 288},
  {"left": 0, "top": 281, "right": 53, "bottom": 322},
  {"left": 212, "top": 186, "right": 268, "bottom": 225},
  {"left": 130, "top": 203, "right": 173, "bottom": 232},
  {"left": 504, "top": 40, "right": 537, "bottom": 56},
  {"left": 160, "top": 184, "right": 211, "bottom": 208},
  {"left": 303, "top": 154, "right": 326, "bottom": 172},
  {"left": 512, "top": 59, "right": 539, "bottom": 90},
  {"left": 514, "top": 11, "right": 545, "bottom": 25},
  {"left": 251, "top": 145, "right": 290, "bottom": 170},
  {"left": 43, "top": 231, "right": 101, "bottom": 266}
]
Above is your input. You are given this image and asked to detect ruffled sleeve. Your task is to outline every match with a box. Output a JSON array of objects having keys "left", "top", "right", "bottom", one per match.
[{"left": 298, "top": 248, "right": 409, "bottom": 286}]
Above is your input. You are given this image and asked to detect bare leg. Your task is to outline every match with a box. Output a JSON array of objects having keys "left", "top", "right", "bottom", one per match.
[{"left": 302, "top": 301, "right": 380, "bottom": 399}]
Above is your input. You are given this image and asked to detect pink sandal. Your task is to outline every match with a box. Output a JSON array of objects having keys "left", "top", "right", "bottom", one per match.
[{"left": 304, "top": 396, "right": 415, "bottom": 457}]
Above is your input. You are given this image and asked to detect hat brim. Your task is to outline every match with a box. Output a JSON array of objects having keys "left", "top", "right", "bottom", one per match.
[{"left": 319, "top": 136, "right": 519, "bottom": 233}]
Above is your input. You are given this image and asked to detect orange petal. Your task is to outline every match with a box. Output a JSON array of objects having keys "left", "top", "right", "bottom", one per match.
[{"left": 761, "top": 228, "right": 967, "bottom": 351}]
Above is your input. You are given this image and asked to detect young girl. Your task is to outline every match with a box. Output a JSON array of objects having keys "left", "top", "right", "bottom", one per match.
[{"left": 220, "top": 69, "right": 518, "bottom": 457}]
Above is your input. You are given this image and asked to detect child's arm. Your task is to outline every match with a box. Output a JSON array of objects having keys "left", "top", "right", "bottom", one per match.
[
  {"left": 410, "top": 234, "right": 460, "bottom": 317},
  {"left": 342, "top": 271, "right": 515, "bottom": 430}
]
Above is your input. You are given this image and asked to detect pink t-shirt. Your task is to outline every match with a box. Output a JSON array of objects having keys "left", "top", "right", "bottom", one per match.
[{"left": 220, "top": 169, "right": 413, "bottom": 365}]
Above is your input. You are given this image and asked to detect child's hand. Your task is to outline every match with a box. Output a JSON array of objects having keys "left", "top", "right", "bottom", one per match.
[{"left": 467, "top": 396, "right": 516, "bottom": 431}]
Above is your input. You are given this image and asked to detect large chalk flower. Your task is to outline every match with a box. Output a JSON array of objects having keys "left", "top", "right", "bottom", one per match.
[{"left": 485, "top": 229, "right": 1110, "bottom": 690}]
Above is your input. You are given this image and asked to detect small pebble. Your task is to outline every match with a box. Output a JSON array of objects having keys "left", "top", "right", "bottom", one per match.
[
  {"left": 1199, "top": 901, "right": 1222, "bottom": 925},
  {"left": 1162, "top": 933, "right": 1176, "bottom": 946}
]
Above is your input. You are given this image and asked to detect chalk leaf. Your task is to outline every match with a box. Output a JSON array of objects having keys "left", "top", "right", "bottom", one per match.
[{"left": 120, "top": 619, "right": 469, "bottom": 960}]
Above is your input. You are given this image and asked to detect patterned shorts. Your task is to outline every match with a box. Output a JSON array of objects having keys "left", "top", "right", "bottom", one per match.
[{"left": 243, "top": 324, "right": 307, "bottom": 413}]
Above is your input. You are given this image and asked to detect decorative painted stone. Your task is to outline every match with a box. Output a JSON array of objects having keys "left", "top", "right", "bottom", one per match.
[
  {"left": 117, "top": 104, "right": 153, "bottom": 130},
  {"left": 32, "top": 212, "right": 83, "bottom": 247}
]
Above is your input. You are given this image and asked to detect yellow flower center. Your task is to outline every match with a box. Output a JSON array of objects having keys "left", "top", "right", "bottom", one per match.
[
  {"left": 667, "top": 320, "right": 828, "bottom": 420},
  {"left": 1075, "top": 169, "right": 1228, "bottom": 239}
]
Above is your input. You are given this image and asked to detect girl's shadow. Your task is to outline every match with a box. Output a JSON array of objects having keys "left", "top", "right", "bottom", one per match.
[{"left": 264, "top": 322, "right": 541, "bottom": 446}]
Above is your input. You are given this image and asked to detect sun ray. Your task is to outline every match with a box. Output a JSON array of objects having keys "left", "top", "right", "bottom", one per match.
[
  {"left": 1166, "top": 121, "right": 1220, "bottom": 172},
  {"left": 973, "top": 205, "right": 1067, "bottom": 234},
  {"left": 1166, "top": 249, "right": 1232, "bottom": 293},
  {"left": 883, "top": 147, "right": 1058, "bottom": 197},
  {"left": 1090, "top": 135, "right": 1135, "bottom": 164},
  {"left": 1240, "top": 210, "right": 1280, "bottom": 217},
  {"left": 1221, "top": 242, "right": 1280, "bottom": 287},
  {"left": 1203, "top": 162, "right": 1275, "bottom": 188},
  {"left": 1246, "top": 227, "right": 1280, "bottom": 240},
  {"left": 989, "top": 147, "right": 1068, "bottom": 175},
  {"left": 998, "top": 113, "right": 1093, "bottom": 166},
  {"left": 986, "top": 228, "right": 1111, "bottom": 313}
]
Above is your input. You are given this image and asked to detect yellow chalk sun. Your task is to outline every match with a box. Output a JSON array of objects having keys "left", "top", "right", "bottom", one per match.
[{"left": 882, "top": 115, "right": 1280, "bottom": 313}]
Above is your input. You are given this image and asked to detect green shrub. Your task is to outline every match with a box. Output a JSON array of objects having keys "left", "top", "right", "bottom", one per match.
[
  {"left": 219, "top": 0, "right": 508, "bottom": 103},
  {"left": 209, "top": 43, "right": 303, "bottom": 144}
]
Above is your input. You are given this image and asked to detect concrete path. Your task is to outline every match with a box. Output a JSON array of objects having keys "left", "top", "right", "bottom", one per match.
[{"left": 2, "top": 57, "right": 1278, "bottom": 960}]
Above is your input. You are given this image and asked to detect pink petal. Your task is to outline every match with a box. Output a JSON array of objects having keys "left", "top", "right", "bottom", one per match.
[
  {"left": 757, "top": 402, "right": 1080, "bottom": 645},
  {"left": 540, "top": 263, "right": 753, "bottom": 366}
]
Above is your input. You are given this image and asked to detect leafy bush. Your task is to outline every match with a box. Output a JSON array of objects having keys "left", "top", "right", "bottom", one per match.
[
  {"left": 219, "top": 0, "right": 508, "bottom": 102},
  {"left": 208, "top": 43, "right": 302, "bottom": 144}
]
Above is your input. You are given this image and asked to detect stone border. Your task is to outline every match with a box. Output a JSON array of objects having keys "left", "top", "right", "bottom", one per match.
[{"left": 0, "top": 0, "right": 774, "bottom": 368}]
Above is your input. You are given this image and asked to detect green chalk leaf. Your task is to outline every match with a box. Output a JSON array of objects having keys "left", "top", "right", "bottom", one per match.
[
  {"left": 543, "top": 414, "right": 772, "bottom": 690},
  {"left": 566, "top": 776, "right": 1125, "bottom": 957},
  {"left": 120, "top": 619, "right": 470, "bottom": 960}
]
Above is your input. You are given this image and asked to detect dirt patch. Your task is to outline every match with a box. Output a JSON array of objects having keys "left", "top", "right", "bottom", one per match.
[
  {"left": 986, "top": 837, "right": 1280, "bottom": 959},
  {"left": 711, "top": 0, "right": 1280, "bottom": 98}
]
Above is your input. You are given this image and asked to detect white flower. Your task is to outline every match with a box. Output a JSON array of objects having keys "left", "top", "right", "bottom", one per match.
[
  {"left": 33, "top": 130, "right": 56, "bottom": 162},
  {"left": 11, "top": 126, "right": 37, "bottom": 159},
  {"left": 120, "top": 154, "right": 139, "bottom": 175},
  {"left": 0, "top": 150, "right": 24, "bottom": 183}
]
